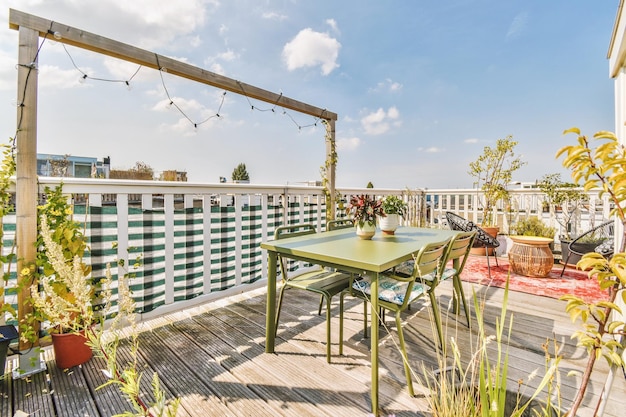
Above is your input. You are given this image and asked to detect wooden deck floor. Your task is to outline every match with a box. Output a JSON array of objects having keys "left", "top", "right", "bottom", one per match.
[{"left": 2, "top": 278, "right": 625, "bottom": 417}]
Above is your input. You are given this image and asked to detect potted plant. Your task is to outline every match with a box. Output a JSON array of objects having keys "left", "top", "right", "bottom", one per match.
[
  {"left": 468, "top": 136, "right": 526, "bottom": 233},
  {"left": 379, "top": 195, "right": 408, "bottom": 235},
  {"left": 23, "top": 186, "right": 96, "bottom": 369},
  {"left": 511, "top": 216, "right": 556, "bottom": 239},
  {"left": 537, "top": 173, "right": 588, "bottom": 264},
  {"left": 345, "top": 194, "right": 383, "bottom": 239}
]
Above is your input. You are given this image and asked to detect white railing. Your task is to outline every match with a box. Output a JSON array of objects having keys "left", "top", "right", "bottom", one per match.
[{"left": 1, "top": 178, "right": 610, "bottom": 321}]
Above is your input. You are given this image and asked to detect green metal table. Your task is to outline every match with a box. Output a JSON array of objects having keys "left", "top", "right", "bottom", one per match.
[{"left": 261, "top": 226, "right": 459, "bottom": 414}]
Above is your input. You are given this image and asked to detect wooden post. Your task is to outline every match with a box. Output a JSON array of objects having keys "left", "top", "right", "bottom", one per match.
[
  {"left": 326, "top": 119, "right": 336, "bottom": 220},
  {"left": 15, "top": 26, "right": 41, "bottom": 369}
]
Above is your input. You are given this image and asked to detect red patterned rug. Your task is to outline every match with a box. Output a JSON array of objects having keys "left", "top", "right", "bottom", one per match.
[{"left": 460, "top": 255, "right": 609, "bottom": 303}]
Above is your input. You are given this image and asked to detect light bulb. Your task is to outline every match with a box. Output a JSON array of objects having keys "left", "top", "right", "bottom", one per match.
[
  {"left": 79, "top": 74, "right": 87, "bottom": 83},
  {"left": 53, "top": 31, "right": 62, "bottom": 40},
  {"left": 125, "top": 81, "right": 132, "bottom": 91}
]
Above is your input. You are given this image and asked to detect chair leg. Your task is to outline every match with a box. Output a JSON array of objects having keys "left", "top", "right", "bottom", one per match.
[
  {"left": 453, "top": 275, "right": 470, "bottom": 327},
  {"left": 485, "top": 246, "right": 492, "bottom": 279},
  {"left": 560, "top": 253, "right": 571, "bottom": 277},
  {"left": 339, "top": 293, "right": 345, "bottom": 355},
  {"left": 428, "top": 290, "right": 444, "bottom": 348},
  {"left": 363, "top": 300, "right": 369, "bottom": 338},
  {"left": 395, "top": 311, "right": 415, "bottom": 397},
  {"left": 318, "top": 295, "right": 324, "bottom": 315},
  {"left": 275, "top": 285, "right": 287, "bottom": 337},
  {"left": 325, "top": 295, "right": 332, "bottom": 363}
]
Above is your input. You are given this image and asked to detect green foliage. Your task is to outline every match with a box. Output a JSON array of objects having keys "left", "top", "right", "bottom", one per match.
[
  {"left": 511, "top": 217, "right": 556, "bottom": 239},
  {"left": 0, "top": 139, "right": 17, "bottom": 323},
  {"left": 468, "top": 137, "right": 526, "bottom": 225},
  {"left": 366, "top": 181, "right": 374, "bottom": 188},
  {"left": 231, "top": 162, "right": 250, "bottom": 181},
  {"left": 537, "top": 173, "right": 587, "bottom": 239},
  {"left": 423, "top": 282, "right": 561, "bottom": 417},
  {"left": 381, "top": 195, "right": 408, "bottom": 216},
  {"left": 556, "top": 128, "right": 626, "bottom": 415},
  {"left": 345, "top": 194, "right": 383, "bottom": 227},
  {"left": 87, "top": 262, "right": 180, "bottom": 417}
]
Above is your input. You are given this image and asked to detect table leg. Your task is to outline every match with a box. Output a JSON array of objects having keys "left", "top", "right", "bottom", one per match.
[
  {"left": 265, "top": 251, "right": 277, "bottom": 353},
  {"left": 371, "top": 272, "right": 379, "bottom": 414}
]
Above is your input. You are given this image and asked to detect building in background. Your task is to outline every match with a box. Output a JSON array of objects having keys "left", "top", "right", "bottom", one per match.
[{"left": 37, "top": 154, "right": 110, "bottom": 178}]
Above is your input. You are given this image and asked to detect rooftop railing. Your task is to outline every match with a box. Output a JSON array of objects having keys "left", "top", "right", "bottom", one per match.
[{"left": 1, "top": 177, "right": 610, "bottom": 323}]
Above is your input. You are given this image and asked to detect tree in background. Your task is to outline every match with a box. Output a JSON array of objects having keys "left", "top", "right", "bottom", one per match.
[
  {"left": 232, "top": 163, "right": 250, "bottom": 182},
  {"left": 110, "top": 161, "right": 154, "bottom": 180},
  {"left": 366, "top": 181, "right": 374, "bottom": 188}
]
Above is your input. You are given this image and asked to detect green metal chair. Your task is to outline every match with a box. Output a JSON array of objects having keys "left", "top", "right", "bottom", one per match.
[
  {"left": 394, "top": 230, "right": 476, "bottom": 328},
  {"left": 339, "top": 237, "right": 451, "bottom": 396},
  {"left": 315, "top": 219, "right": 356, "bottom": 315},
  {"left": 327, "top": 219, "right": 354, "bottom": 231},
  {"left": 274, "top": 223, "right": 351, "bottom": 363}
]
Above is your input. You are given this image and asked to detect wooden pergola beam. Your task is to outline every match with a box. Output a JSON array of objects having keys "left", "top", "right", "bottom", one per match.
[
  {"left": 9, "top": 8, "right": 338, "bottom": 219},
  {"left": 7, "top": 9, "right": 339, "bottom": 374},
  {"left": 8, "top": 9, "right": 337, "bottom": 121}
]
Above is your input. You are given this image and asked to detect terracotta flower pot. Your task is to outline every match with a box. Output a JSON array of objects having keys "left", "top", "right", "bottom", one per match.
[
  {"left": 470, "top": 226, "right": 499, "bottom": 256},
  {"left": 51, "top": 331, "right": 92, "bottom": 369}
]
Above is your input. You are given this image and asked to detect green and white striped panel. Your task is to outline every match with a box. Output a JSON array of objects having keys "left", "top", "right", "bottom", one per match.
[
  {"left": 172, "top": 207, "right": 204, "bottom": 302},
  {"left": 210, "top": 205, "right": 237, "bottom": 291},
  {"left": 86, "top": 206, "right": 121, "bottom": 316},
  {"left": 241, "top": 204, "right": 263, "bottom": 284},
  {"left": 128, "top": 208, "right": 166, "bottom": 313},
  {"left": 1, "top": 213, "right": 17, "bottom": 324}
]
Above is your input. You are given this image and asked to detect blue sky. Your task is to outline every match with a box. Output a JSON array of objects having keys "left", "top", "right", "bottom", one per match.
[{"left": 0, "top": 1, "right": 619, "bottom": 189}]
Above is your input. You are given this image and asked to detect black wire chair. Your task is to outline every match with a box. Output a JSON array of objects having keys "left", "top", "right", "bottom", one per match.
[
  {"left": 445, "top": 212, "right": 500, "bottom": 278},
  {"left": 560, "top": 220, "right": 614, "bottom": 276}
]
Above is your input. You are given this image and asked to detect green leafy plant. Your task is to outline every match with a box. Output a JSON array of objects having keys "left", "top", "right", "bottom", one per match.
[
  {"left": 423, "top": 282, "right": 561, "bottom": 417},
  {"left": 468, "top": 137, "right": 526, "bottom": 226},
  {"left": 381, "top": 195, "right": 408, "bottom": 217},
  {"left": 28, "top": 213, "right": 94, "bottom": 334},
  {"left": 345, "top": 194, "right": 383, "bottom": 227},
  {"left": 511, "top": 216, "right": 556, "bottom": 239},
  {"left": 537, "top": 173, "right": 587, "bottom": 240},
  {"left": 0, "top": 139, "right": 179, "bottom": 415},
  {"left": 556, "top": 128, "right": 626, "bottom": 416}
]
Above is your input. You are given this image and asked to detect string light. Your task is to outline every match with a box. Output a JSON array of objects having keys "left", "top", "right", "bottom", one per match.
[
  {"left": 61, "top": 43, "right": 142, "bottom": 88},
  {"left": 15, "top": 28, "right": 327, "bottom": 140}
]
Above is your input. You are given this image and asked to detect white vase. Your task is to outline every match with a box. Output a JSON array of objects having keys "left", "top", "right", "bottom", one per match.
[
  {"left": 379, "top": 213, "right": 400, "bottom": 235},
  {"left": 356, "top": 223, "right": 376, "bottom": 240}
]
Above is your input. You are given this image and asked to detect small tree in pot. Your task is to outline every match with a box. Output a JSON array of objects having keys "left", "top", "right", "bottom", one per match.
[
  {"left": 537, "top": 173, "right": 587, "bottom": 240},
  {"left": 468, "top": 136, "right": 526, "bottom": 228}
]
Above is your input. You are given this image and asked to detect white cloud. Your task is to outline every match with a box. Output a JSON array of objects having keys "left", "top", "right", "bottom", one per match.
[
  {"left": 361, "top": 107, "right": 401, "bottom": 135},
  {"left": 262, "top": 12, "right": 288, "bottom": 21},
  {"left": 326, "top": 19, "right": 339, "bottom": 34},
  {"left": 506, "top": 11, "right": 529, "bottom": 41},
  {"left": 418, "top": 146, "right": 444, "bottom": 153},
  {"left": 464, "top": 138, "right": 480, "bottom": 144},
  {"left": 282, "top": 28, "right": 341, "bottom": 75},
  {"left": 217, "top": 50, "right": 238, "bottom": 62},
  {"left": 337, "top": 136, "right": 361, "bottom": 151},
  {"left": 370, "top": 78, "right": 403, "bottom": 93}
]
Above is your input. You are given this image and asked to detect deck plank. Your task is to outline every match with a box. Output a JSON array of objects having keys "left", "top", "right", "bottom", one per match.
[
  {"left": 2, "top": 275, "right": 625, "bottom": 417},
  {"left": 44, "top": 349, "right": 101, "bottom": 417}
]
